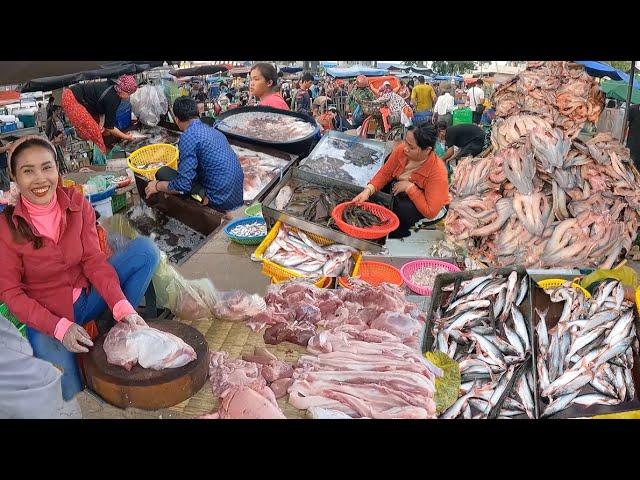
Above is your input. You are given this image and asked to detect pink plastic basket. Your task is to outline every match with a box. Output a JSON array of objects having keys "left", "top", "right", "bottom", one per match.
[{"left": 400, "top": 259, "right": 461, "bottom": 296}]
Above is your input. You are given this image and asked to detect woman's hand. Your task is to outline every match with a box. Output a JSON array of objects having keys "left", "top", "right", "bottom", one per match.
[
  {"left": 62, "top": 324, "right": 94, "bottom": 353},
  {"left": 145, "top": 181, "right": 159, "bottom": 198},
  {"left": 121, "top": 313, "right": 148, "bottom": 328},
  {"left": 353, "top": 188, "right": 372, "bottom": 203},
  {"left": 392, "top": 181, "right": 415, "bottom": 195}
]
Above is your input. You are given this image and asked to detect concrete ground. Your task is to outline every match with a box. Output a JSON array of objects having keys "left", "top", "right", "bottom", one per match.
[{"left": 76, "top": 205, "right": 438, "bottom": 419}]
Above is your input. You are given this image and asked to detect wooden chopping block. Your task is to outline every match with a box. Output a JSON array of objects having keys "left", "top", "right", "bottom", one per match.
[{"left": 79, "top": 320, "right": 209, "bottom": 410}]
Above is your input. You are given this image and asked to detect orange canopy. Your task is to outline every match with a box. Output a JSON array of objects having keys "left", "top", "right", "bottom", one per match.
[{"left": 368, "top": 75, "right": 401, "bottom": 95}]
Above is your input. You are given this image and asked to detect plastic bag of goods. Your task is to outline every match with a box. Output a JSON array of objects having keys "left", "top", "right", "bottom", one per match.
[
  {"left": 212, "top": 290, "right": 266, "bottom": 321},
  {"left": 166, "top": 276, "right": 218, "bottom": 321},
  {"left": 130, "top": 85, "right": 169, "bottom": 127}
]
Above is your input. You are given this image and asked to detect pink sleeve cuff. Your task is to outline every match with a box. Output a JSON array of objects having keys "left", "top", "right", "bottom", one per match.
[
  {"left": 54, "top": 318, "right": 74, "bottom": 342},
  {"left": 113, "top": 299, "right": 136, "bottom": 322}
]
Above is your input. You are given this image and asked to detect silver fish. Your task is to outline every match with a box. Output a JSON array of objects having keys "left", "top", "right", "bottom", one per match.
[
  {"left": 503, "top": 322, "right": 525, "bottom": 357},
  {"left": 541, "top": 391, "right": 580, "bottom": 418},
  {"left": 613, "top": 365, "right": 627, "bottom": 401},
  {"left": 502, "top": 397, "right": 525, "bottom": 411},
  {"left": 463, "top": 403, "right": 472, "bottom": 419},
  {"left": 538, "top": 355, "right": 551, "bottom": 392},
  {"left": 515, "top": 275, "right": 529, "bottom": 306},
  {"left": 510, "top": 306, "right": 530, "bottom": 352},
  {"left": 604, "top": 311, "right": 634, "bottom": 347},
  {"left": 493, "top": 288, "right": 507, "bottom": 319},
  {"left": 445, "top": 310, "right": 489, "bottom": 334},
  {"left": 536, "top": 308, "right": 550, "bottom": 353},
  {"left": 582, "top": 309, "right": 619, "bottom": 333},
  {"left": 516, "top": 373, "right": 536, "bottom": 419},
  {"left": 594, "top": 337, "right": 633, "bottom": 369},
  {"left": 458, "top": 276, "right": 493, "bottom": 298},
  {"left": 565, "top": 327, "right": 607, "bottom": 363},
  {"left": 499, "top": 272, "right": 519, "bottom": 322},
  {"left": 483, "top": 367, "right": 515, "bottom": 416},
  {"left": 451, "top": 300, "right": 491, "bottom": 316},
  {"left": 468, "top": 333, "right": 505, "bottom": 367},
  {"left": 498, "top": 410, "right": 523, "bottom": 418},
  {"left": 440, "top": 390, "right": 474, "bottom": 419},
  {"left": 437, "top": 331, "right": 448, "bottom": 353},
  {"left": 589, "top": 375, "right": 618, "bottom": 398},
  {"left": 624, "top": 367, "right": 635, "bottom": 401},
  {"left": 543, "top": 367, "right": 592, "bottom": 398},
  {"left": 448, "top": 340, "right": 458, "bottom": 359},
  {"left": 572, "top": 393, "right": 620, "bottom": 408}
]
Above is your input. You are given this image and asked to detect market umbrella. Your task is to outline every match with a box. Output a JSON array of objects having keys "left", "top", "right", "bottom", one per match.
[
  {"left": 169, "top": 65, "right": 229, "bottom": 77},
  {"left": 600, "top": 79, "right": 640, "bottom": 104}
]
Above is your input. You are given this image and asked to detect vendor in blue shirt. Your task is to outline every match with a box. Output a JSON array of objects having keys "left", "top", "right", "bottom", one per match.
[{"left": 145, "top": 96, "right": 244, "bottom": 215}]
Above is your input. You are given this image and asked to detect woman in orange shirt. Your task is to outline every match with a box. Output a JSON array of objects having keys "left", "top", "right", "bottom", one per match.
[{"left": 353, "top": 123, "right": 450, "bottom": 238}]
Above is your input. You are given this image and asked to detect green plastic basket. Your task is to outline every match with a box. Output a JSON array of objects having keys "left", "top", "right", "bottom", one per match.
[
  {"left": 0, "top": 303, "right": 27, "bottom": 337},
  {"left": 111, "top": 193, "right": 127, "bottom": 213},
  {"left": 452, "top": 108, "right": 473, "bottom": 125},
  {"left": 244, "top": 203, "right": 263, "bottom": 217}
]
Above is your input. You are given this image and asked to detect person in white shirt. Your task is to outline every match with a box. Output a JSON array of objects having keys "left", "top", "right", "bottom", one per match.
[
  {"left": 467, "top": 79, "right": 485, "bottom": 124},
  {"left": 433, "top": 84, "right": 455, "bottom": 127}
]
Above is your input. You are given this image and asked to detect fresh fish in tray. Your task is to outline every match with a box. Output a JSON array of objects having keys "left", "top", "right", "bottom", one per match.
[
  {"left": 232, "top": 145, "right": 290, "bottom": 202},
  {"left": 537, "top": 280, "right": 638, "bottom": 417},
  {"left": 262, "top": 224, "right": 357, "bottom": 278},
  {"left": 430, "top": 271, "right": 535, "bottom": 419},
  {"left": 218, "top": 111, "right": 316, "bottom": 143}
]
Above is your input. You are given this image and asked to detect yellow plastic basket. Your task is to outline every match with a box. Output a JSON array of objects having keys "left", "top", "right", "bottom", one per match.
[
  {"left": 127, "top": 143, "right": 179, "bottom": 180},
  {"left": 254, "top": 220, "right": 361, "bottom": 285},
  {"left": 537, "top": 279, "right": 591, "bottom": 299},
  {"left": 635, "top": 286, "right": 640, "bottom": 316}
]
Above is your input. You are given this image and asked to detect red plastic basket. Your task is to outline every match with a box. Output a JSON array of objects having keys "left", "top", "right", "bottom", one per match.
[
  {"left": 400, "top": 259, "right": 461, "bottom": 296},
  {"left": 338, "top": 261, "right": 403, "bottom": 289},
  {"left": 331, "top": 201, "right": 400, "bottom": 240}
]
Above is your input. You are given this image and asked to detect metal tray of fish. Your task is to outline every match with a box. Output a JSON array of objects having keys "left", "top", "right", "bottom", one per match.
[
  {"left": 262, "top": 167, "right": 393, "bottom": 253},
  {"left": 422, "top": 266, "right": 540, "bottom": 419},
  {"left": 298, "top": 130, "right": 390, "bottom": 188},
  {"left": 530, "top": 281, "right": 640, "bottom": 419},
  {"left": 227, "top": 138, "right": 298, "bottom": 205}
]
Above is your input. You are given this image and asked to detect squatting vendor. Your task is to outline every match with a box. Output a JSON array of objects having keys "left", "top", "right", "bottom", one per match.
[
  {"left": 0, "top": 136, "right": 160, "bottom": 401},
  {"left": 145, "top": 97, "right": 244, "bottom": 215},
  {"left": 353, "top": 123, "right": 450, "bottom": 238}
]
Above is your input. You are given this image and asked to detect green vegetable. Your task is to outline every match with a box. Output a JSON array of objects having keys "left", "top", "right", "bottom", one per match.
[{"left": 425, "top": 351, "right": 461, "bottom": 414}]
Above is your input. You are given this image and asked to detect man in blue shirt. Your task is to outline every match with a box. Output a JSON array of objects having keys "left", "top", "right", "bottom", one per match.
[{"left": 145, "top": 97, "right": 244, "bottom": 213}]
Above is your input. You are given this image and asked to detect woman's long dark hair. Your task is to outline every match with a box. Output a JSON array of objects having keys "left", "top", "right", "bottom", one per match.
[{"left": 3, "top": 136, "right": 59, "bottom": 249}]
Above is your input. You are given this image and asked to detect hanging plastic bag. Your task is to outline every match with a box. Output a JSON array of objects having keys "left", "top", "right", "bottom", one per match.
[
  {"left": 166, "top": 276, "right": 218, "bottom": 321},
  {"left": 130, "top": 85, "right": 169, "bottom": 127}
]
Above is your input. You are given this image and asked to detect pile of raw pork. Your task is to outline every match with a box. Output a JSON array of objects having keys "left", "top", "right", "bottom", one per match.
[
  {"left": 202, "top": 280, "right": 442, "bottom": 419},
  {"left": 445, "top": 61, "right": 640, "bottom": 269}
]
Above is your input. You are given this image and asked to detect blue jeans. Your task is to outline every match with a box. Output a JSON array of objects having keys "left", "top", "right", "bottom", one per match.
[{"left": 27, "top": 237, "right": 160, "bottom": 401}]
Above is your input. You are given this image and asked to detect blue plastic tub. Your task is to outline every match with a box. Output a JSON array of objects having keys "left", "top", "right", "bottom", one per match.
[{"left": 223, "top": 216, "right": 267, "bottom": 245}]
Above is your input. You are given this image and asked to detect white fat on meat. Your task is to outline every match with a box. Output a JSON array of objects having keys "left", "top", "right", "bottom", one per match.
[
  {"left": 308, "top": 407, "right": 354, "bottom": 419},
  {"left": 103, "top": 323, "right": 196, "bottom": 371},
  {"left": 369, "top": 312, "right": 423, "bottom": 342}
]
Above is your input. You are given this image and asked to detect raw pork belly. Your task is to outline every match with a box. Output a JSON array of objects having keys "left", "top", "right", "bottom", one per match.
[{"left": 103, "top": 323, "right": 196, "bottom": 371}]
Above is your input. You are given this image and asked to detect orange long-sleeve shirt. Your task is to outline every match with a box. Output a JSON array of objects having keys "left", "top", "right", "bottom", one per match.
[{"left": 369, "top": 144, "right": 450, "bottom": 219}]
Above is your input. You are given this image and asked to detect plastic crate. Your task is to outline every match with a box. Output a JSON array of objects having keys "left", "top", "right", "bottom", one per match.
[
  {"left": 111, "top": 192, "right": 127, "bottom": 213},
  {"left": 253, "top": 220, "right": 361, "bottom": 284},
  {"left": 0, "top": 303, "right": 27, "bottom": 337},
  {"left": 452, "top": 108, "right": 473, "bottom": 126},
  {"left": 0, "top": 123, "right": 17, "bottom": 133},
  {"left": 18, "top": 114, "right": 36, "bottom": 128}
]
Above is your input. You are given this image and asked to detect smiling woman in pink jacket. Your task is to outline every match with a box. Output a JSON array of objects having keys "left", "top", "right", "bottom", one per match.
[{"left": 0, "top": 135, "right": 160, "bottom": 401}]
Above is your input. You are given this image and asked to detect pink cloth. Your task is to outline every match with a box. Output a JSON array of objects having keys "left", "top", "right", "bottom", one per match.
[
  {"left": 21, "top": 193, "right": 62, "bottom": 244},
  {"left": 259, "top": 93, "right": 290, "bottom": 110}
]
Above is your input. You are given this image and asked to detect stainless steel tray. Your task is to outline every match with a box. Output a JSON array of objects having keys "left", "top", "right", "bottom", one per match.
[
  {"left": 261, "top": 167, "right": 393, "bottom": 253},
  {"left": 298, "top": 130, "right": 391, "bottom": 188}
]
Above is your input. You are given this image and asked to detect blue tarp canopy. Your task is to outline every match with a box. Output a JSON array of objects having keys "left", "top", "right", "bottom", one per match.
[
  {"left": 575, "top": 61, "right": 626, "bottom": 80},
  {"left": 325, "top": 65, "right": 389, "bottom": 78},
  {"left": 321, "top": 61, "right": 338, "bottom": 68},
  {"left": 433, "top": 75, "right": 464, "bottom": 82},
  {"left": 279, "top": 65, "right": 303, "bottom": 74}
]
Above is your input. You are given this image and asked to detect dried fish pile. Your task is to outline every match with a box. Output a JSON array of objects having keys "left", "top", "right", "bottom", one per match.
[
  {"left": 445, "top": 61, "right": 640, "bottom": 269},
  {"left": 229, "top": 221, "right": 267, "bottom": 237},
  {"left": 432, "top": 272, "right": 537, "bottom": 419},
  {"left": 537, "top": 280, "right": 638, "bottom": 417},
  {"left": 217, "top": 111, "right": 316, "bottom": 143},
  {"left": 493, "top": 61, "right": 603, "bottom": 138},
  {"left": 232, "top": 146, "right": 289, "bottom": 202},
  {"left": 342, "top": 204, "right": 387, "bottom": 228},
  {"left": 261, "top": 224, "right": 357, "bottom": 277}
]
